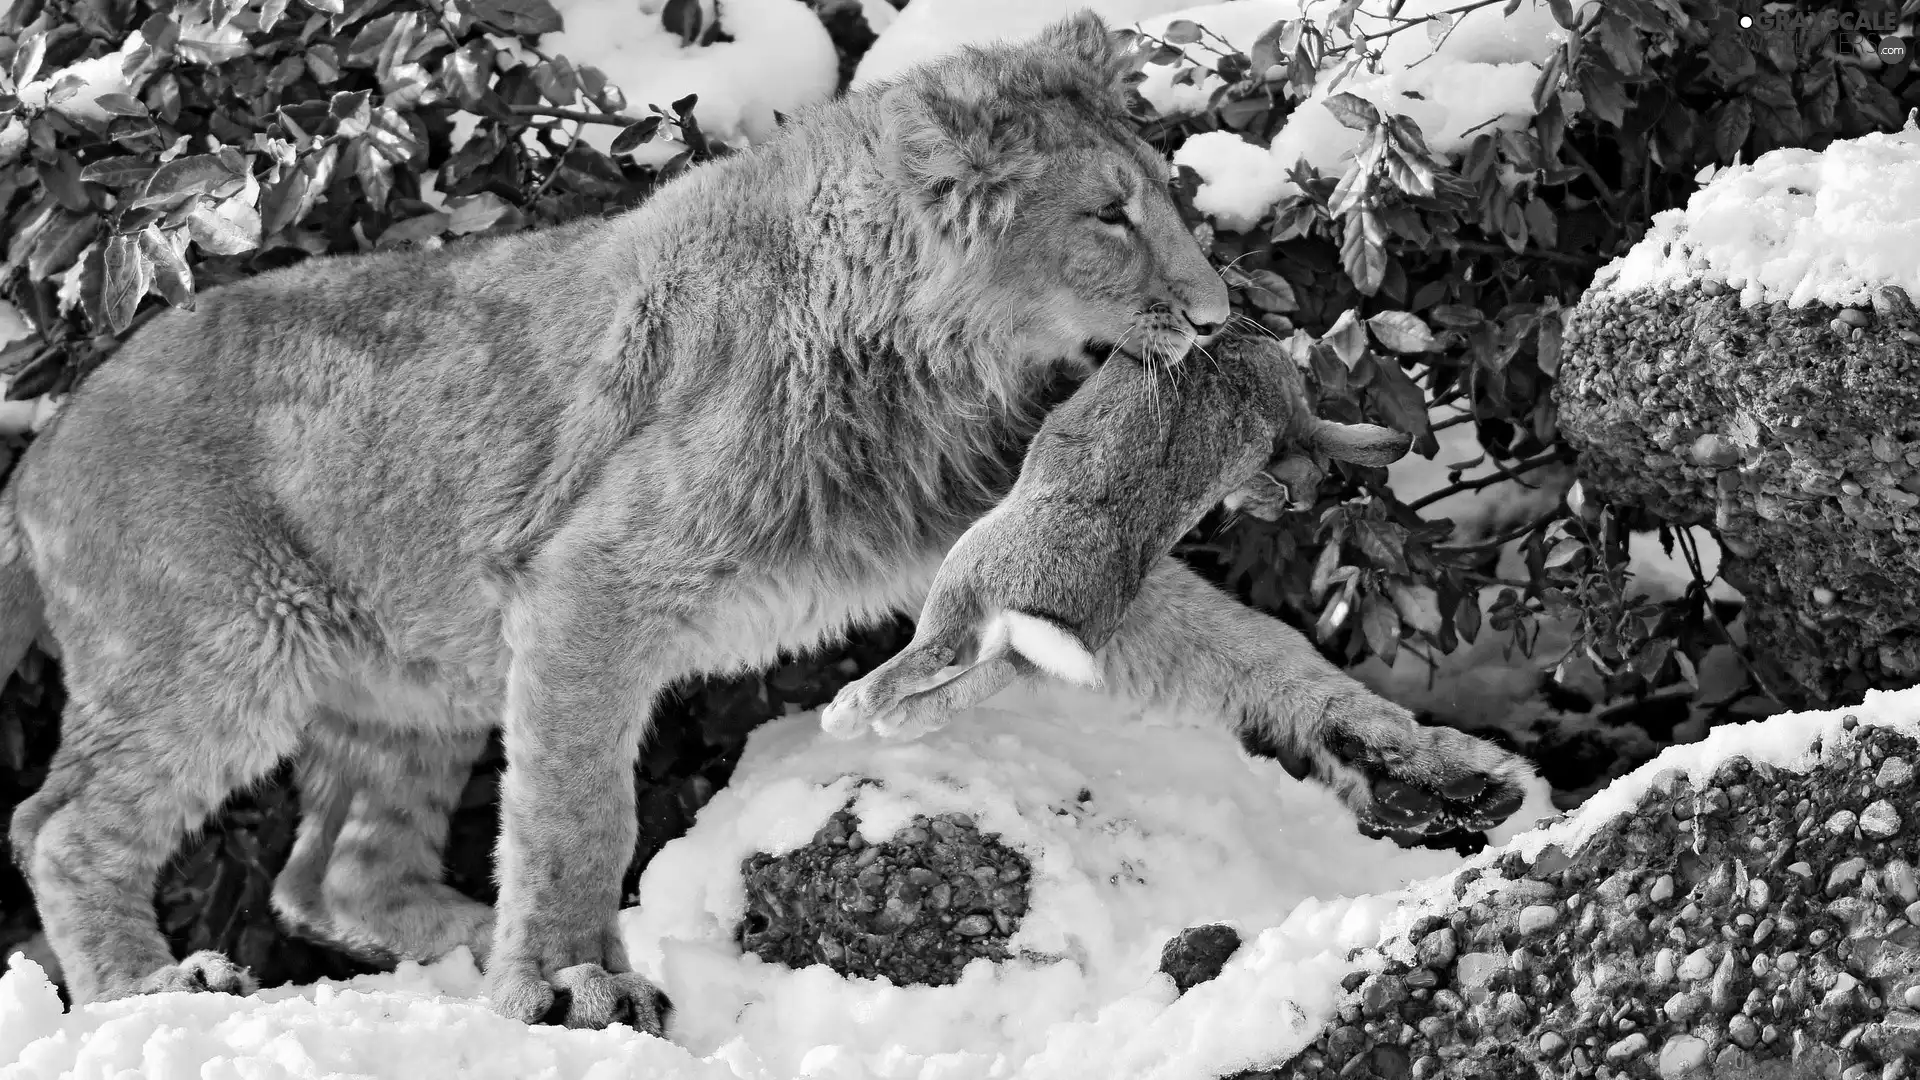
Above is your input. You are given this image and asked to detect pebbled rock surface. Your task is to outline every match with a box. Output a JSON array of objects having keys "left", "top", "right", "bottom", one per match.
[
  {"left": 736, "top": 807, "right": 1031, "bottom": 987},
  {"left": 1162, "top": 923, "right": 1245, "bottom": 995},
  {"left": 1557, "top": 280, "right": 1920, "bottom": 706},
  {"left": 1232, "top": 716, "right": 1920, "bottom": 1079}
]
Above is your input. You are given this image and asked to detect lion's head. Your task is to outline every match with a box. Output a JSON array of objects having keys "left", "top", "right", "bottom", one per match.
[{"left": 878, "top": 12, "right": 1230, "bottom": 370}]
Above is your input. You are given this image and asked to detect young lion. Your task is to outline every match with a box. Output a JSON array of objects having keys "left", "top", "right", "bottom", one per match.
[
  {"left": 1, "top": 13, "right": 1532, "bottom": 1033},
  {"left": 820, "top": 330, "right": 1411, "bottom": 741}
]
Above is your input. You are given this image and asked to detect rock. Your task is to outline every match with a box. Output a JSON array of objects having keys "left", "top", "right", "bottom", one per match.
[
  {"left": 1860, "top": 800, "right": 1903, "bottom": 838},
  {"left": 1516, "top": 905, "right": 1560, "bottom": 936},
  {"left": 1539, "top": 1031, "right": 1568, "bottom": 1057},
  {"left": 1416, "top": 927, "right": 1457, "bottom": 970},
  {"left": 1666, "top": 990, "right": 1705, "bottom": 1025},
  {"left": 737, "top": 808, "right": 1031, "bottom": 986},
  {"left": 1710, "top": 949, "right": 1745, "bottom": 1013},
  {"left": 1454, "top": 951, "right": 1506, "bottom": 1004},
  {"left": 1659, "top": 1033, "right": 1710, "bottom": 1078},
  {"left": 1729, "top": 1013, "right": 1761, "bottom": 1049},
  {"left": 1678, "top": 947, "right": 1716, "bottom": 983},
  {"left": 1605, "top": 1032, "right": 1648, "bottom": 1064},
  {"left": 1830, "top": 857, "right": 1870, "bottom": 897},
  {"left": 1652, "top": 947, "right": 1677, "bottom": 986},
  {"left": 1358, "top": 971, "right": 1409, "bottom": 1019},
  {"left": 1829, "top": 809, "right": 1859, "bottom": 836},
  {"left": 1158, "top": 924, "right": 1242, "bottom": 995},
  {"left": 1863, "top": 1011, "right": 1920, "bottom": 1057},
  {"left": 1877, "top": 757, "right": 1915, "bottom": 790},
  {"left": 1651, "top": 874, "right": 1676, "bottom": 903}
]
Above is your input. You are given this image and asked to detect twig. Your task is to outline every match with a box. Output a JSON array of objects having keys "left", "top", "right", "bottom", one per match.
[
  {"left": 526, "top": 123, "right": 583, "bottom": 206},
  {"left": 509, "top": 105, "right": 638, "bottom": 128},
  {"left": 1359, "top": 0, "right": 1506, "bottom": 43},
  {"left": 1406, "top": 448, "right": 1572, "bottom": 512},
  {"left": 1434, "top": 507, "right": 1561, "bottom": 554}
]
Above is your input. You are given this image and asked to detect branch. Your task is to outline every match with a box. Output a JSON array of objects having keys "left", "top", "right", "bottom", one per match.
[
  {"left": 1406, "top": 448, "right": 1572, "bottom": 513},
  {"left": 1433, "top": 507, "right": 1561, "bottom": 555},
  {"left": 509, "top": 105, "right": 638, "bottom": 128}
]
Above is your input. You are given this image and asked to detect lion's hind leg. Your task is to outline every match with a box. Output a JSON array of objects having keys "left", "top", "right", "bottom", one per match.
[{"left": 272, "top": 713, "right": 493, "bottom": 967}]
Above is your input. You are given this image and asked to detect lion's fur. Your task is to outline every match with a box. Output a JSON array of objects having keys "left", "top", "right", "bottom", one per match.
[{"left": 1, "top": 12, "right": 1534, "bottom": 1027}]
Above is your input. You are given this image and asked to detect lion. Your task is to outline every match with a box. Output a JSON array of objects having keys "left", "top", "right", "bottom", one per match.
[
  {"left": 0, "top": 12, "right": 1534, "bottom": 1034},
  {"left": 818, "top": 328, "right": 1414, "bottom": 741}
]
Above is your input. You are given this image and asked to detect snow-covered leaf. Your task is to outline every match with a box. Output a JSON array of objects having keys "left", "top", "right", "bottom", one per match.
[{"left": 1323, "top": 92, "right": 1379, "bottom": 131}]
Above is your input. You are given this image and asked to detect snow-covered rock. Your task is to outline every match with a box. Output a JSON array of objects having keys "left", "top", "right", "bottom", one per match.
[{"left": 1597, "top": 119, "right": 1920, "bottom": 309}]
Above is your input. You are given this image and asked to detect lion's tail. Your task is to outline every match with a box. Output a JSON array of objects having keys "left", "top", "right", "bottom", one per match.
[
  {"left": 0, "top": 486, "right": 44, "bottom": 679},
  {"left": 980, "top": 610, "right": 1102, "bottom": 687}
]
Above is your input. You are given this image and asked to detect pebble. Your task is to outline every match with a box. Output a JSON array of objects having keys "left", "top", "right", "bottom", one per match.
[
  {"left": 1666, "top": 990, "right": 1705, "bottom": 1024},
  {"left": 1416, "top": 927, "right": 1456, "bottom": 970},
  {"left": 1709, "top": 950, "right": 1743, "bottom": 1013},
  {"left": 1652, "top": 947, "right": 1677, "bottom": 985},
  {"left": 1677, "top": 947, "right": 1715, "bottom": 982},
  {"left": 1516, "top": 905, "right": 1560, "bottom": 936},
  {"left": 954, "top": 915, "right": 992, "bottom": 936},
  {"left": 1877, "top": 757, "right": 1914, "bottom": 789},
  {"left": 1650, "top": 874, "right": 1675, "bottom": 903},
  {"left": 1861, "top": 800, "right": 1903, "bottom": 838},
  {"left": 1828, "top": 809, "right": 1859, "bottom": 835},
  {"left": 1746, "top": 878, "right": 1771, "bottom": 910},
  {"left": 1658, "top": 1033, "right": 1710, "bottom": 1078},
  {"left": 1455, "top": 951, "right": 1506, "bottom": 1003},
  {"left": 1907, "top": 986, "right": 1920, "bottom": 1010},
  {"left": 1889, "top": 860, "right": 1918, "bottom": 904},
  {"left": 1830, "top": 857, "right": 1870, "bottom": 896},
  {"left": 1729, "top": 1013, "right": 1760, "bottom": 1049},
  {"left": 1539, "top": 1031, "right": 1568, "bottom": 1056},
  {"left": 1605, "top": 1032, "right": 1648, "bottom": 1064}
]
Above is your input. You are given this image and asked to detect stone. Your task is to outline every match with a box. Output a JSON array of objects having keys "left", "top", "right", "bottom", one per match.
[
  {"left": 1878, "top": 758, "right": 1915, "bottom": 789},
  {"left": 1829, "top": 857, "right": 1870, "bottom": 897},
  {"left": 1416, "top": 927, "right": 1456, "bottom": 970},
  {"left": 1158, "top": 924, "right": 1242, "bottom": 995},
  {"left": 1828, "top": 809, "right": 1859, "bottom": 835},
  {"left": 1677, "top": 947, "right": 1715, "bottom": 983},
  {"left": 1539, "top": 1031, "right": 1568, "bottom": 1057},
  {"left": 1861, "top": 800, "right": 1903, "bottom": 838},
  {"left": 1454, "top": 951, "right": 1506, "bottom": 1004},
  {"left": 1605, "top": 1032, "right": 1649, "bottom": 1064},
  {"left": 1729, "top": 1013, "right": 1760, "bottom": 1049},
  {"left": 1666, "top": 991, "right": 1705, "bottom": 1024},
  {"left": 1651, "top": 874, "right": 1676, "bottom": 903},
  {"left": 1658, "top": 1033, "right": 1710, "bottom": 1078},
  {"left": 1516, "top": 905, "right": 1560, "bottom": 936}
]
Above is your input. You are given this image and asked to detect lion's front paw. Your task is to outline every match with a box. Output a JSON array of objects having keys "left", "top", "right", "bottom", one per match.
[
  {"left": 130, "top": 950, "right": 257, "bottom": 998},
  {"left": 1244, "top": 697, "right": 1534, "bottom": 837},
  {"left": 1324, "top": 716, "right": 1532, "bottom": 836},
  {"left": 489, "top": 959, "right": 672, "bottom": 1034}
]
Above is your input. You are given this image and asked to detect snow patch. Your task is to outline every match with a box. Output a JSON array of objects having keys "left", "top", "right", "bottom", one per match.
[
  {"left": 1596, "top": 121, "right": 1920, "bottom": 308},
  {"left": 546, "top": 0, "right": 838, "bottom": 164}
]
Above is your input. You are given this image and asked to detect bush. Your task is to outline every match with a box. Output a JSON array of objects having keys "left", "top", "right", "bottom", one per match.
[{"left": 1140, "top": 0, "right": 1916, "bottom": 721}]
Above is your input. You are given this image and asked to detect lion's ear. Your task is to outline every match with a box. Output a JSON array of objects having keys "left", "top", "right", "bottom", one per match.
[
  {"left": 1034, "top": 10, "right": 1130, "bottom": 82},
  {"left": 882, "top": 79, "right": 1045, "bottom": 236}
]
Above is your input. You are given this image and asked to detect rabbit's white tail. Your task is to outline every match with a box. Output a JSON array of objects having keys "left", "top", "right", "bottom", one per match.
[{"left": 981, "top": 610, "right": 1102, "bottom": 686}]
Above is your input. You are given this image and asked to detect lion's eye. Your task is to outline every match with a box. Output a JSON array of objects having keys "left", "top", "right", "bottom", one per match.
[{"left": 1092, "top": 201, "right": 1129, "bottom": 227}]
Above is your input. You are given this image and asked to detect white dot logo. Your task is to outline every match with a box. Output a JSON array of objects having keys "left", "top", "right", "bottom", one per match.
[{"left": 1739, "top": 15, "right": 1753, "bottom": 27}]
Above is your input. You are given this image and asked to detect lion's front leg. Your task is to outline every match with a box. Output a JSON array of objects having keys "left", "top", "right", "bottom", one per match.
[
  {"left": 1097, "top": 559, "right": 1537, "bottom": 837},
  {"left": 486, "top": 576, "right": 673, "bottom": 1034}
]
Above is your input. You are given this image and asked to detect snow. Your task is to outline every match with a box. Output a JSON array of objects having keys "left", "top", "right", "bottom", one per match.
[
  {"left": 1168, "top": 0, "right": 1565, "bottom": 231},
  {"left": 544, "top": 0, "right": 838, "bottom": 165},
  {"left": 1596, "top": 121, "right": 1920, "bottom": 309},
  {"left": 8, "top": 680, "right": 1912, "bottom": 1078},
  {"left": 3, "top": 680, "right": 1559, "bottom": 1080}
]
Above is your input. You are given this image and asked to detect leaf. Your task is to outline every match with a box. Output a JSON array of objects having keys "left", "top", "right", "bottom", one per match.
[
  {"left": 661, "top": 0, "right": 705, "bottom": 44},
  {"left": 470, "top": 0, "right": 564, "bottom": 35},
  {"left": 377, "top": 210, "right": 451, "bottom": 248},
  {"left": 79, "top": 156, "right": 159, "bottom": 189},
  {"left": 448, "top": 192, "right": 513, "bottom": 235},
  {"left": 1249, "top": 19, "right": 1302, "bottom": 79},
  {"left": 1162, "top": 19, "right": 1203, "bottom": 45},
  {"left": 1323, "top": 92, "right": 1380, "bottom": 131},
  {"left": 1340, "top": 220, "right": 1385, "bottom": 296},
  {"left": 611, "top": 115, "right": 664, "bottom": 155},
  {"left": 1544, "top": 537, "right": 1585, "bottom": 569},
  {"left": 300, "top": 0, "right": 346, "bottom": 12},
  {"left": 1325, "top": 308, "right": 1367, "bottom": 368},
  {"left": 1356, "top": 518, "right": 1410, "bottom": 576},
  {"left": 1546, "top": 0, "right": 1573, "bottom": 27},
  {"left": 1454, "top": 591, "right": 1482, "bottom": 643},
  {"left": 1578, "top": 69, "right": 1629, "bottom": 127},
  {"left": 101, "top": 233, "right": 150, "bottom": 334},
  {"left": 531, "top": 57, "right": 579, "bottom": 107},
  {"left": 1367, "top": 358, "right": 1433, "bottom": 454},
  {"left": 145, "top": 154, "right": 243, "bottom": 201},
  {"left": 329, "top": 89, "right": 373, "bottom": 138},
  {"left": 1241, "top": 269, "right": 1296, "bottom": 313},
  {"left": 1694, "top": 646, "right": 1748, "bottom": 704},
  {"left": 11, "top": 32, "right": 45, "bottom": 89},
  {"left": 1389, "top": 581, "right": 1442, "bottom": 636},
  {"left": 1361, "top": 592, "right": 1401, "bottom": 666},
  {"left": 1633, "top": 638, "right": 1673, "bottom": 682},
  {"left": 1366, "top": 311, "right": 1436, "bottom": 353},
  {"left": 1310, "top": 538, "right": 1343, "bottom": 600},
  {"left": 138, "top": 225, "right": 193, "bottom": 309},
  {"left": 186, "top": 203, "right": 259, "bottom": 255},
  {"left": 1425, "top": 12, "right": 1453, "bottom": 46}
]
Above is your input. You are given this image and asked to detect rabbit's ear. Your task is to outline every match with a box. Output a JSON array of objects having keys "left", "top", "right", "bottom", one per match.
[{"left": 1305, "top": 417, "right": 1412, "bottom": 466}]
